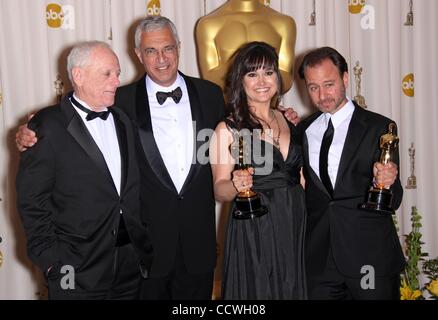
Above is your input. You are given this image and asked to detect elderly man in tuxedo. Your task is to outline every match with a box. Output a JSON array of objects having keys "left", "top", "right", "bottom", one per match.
[
  {"left": 16, "top": 41, "right": 152, "bottom": 299},
  {"left": 114, "top": 16, "right": 225, "bottom": 299}
]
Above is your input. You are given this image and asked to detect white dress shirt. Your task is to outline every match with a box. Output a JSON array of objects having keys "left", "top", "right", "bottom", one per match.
[
  {"left": 71, "top": 94, "right": 122, "bottom": 195},
  {"left": 306, "top": 99, "right": 355, "bottom": 188},
  {"left": 146, "top": 74, "right": 193, "bottom": 193}
]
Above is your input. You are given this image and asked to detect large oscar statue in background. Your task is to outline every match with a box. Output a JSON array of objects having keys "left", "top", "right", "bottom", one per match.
[{"left": 195, "top": 0, "right": 296, "bottom": 94}]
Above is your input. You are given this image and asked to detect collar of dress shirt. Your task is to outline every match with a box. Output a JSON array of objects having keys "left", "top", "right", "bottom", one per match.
[
  {"left": 71, "top": 93, "right": 109, "bottom": 116},
  {"left": 328, "top": 98, "right": 355, "bottom": 129}
]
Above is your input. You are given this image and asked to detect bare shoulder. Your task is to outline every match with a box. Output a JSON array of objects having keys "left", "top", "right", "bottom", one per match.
[{"left": 214, "top": 120, "right": 233, "bottom": 135}]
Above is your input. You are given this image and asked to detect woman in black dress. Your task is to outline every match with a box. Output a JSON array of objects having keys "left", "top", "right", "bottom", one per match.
[{"left": 210, "top": 42, "right": 307, "bottom": 299}]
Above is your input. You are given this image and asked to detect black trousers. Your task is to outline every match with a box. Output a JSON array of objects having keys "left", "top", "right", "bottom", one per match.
[
  {"left": 308, "top": 250, "right": 400, "bottom": 300},
  {"left": 140, "top": 240, "right": 214, "bottom": 300},
  {"left": 48, "top": 243, "right": 141, "bottom": 300}
]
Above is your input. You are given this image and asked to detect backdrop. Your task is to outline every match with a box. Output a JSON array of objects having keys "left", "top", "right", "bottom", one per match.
[{"left": 0, "top": 0, "right": 436, "bottom": 299}]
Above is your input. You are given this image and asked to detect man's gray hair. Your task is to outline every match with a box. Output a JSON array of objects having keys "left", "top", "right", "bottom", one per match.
[
  {"left": 67, "top": 41, "right": 113, "bottom": 82},
  {"left": 134, "top": 16, "right": 180, "bottom": 49}
]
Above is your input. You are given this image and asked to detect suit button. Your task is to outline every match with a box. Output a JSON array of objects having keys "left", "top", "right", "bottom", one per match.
[
  {"left": 178, "top": 196, "right": 184, "bottom": 200},
  {"left": 112, "top": 229, "right": 117, "bottom": 236}
]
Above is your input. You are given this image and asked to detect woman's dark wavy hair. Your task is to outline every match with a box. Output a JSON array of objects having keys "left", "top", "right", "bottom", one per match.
[{"left": 225, "top": 41, "right": 283, "bottom": 131}]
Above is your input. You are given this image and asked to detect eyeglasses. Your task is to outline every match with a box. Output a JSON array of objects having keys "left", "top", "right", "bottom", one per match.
[{"left": 144, "top": 45, "right": 178, "bottom": 58}]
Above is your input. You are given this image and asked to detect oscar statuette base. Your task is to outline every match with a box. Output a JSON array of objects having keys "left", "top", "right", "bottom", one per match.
[
  {"left": 359, "top": 187, "right": 395, "bottom": 215},
  {"left": 233, "top": 193, "right": 268, "bottom": 220}
]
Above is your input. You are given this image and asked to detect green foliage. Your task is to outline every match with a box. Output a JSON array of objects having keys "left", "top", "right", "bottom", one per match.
[
  {"left": 423, "top": 257, "right": 438, "bottom": 282},
  {"left": 398, "top": 206, "right": 438, "bottom": 299},
  {"left": 403, "top": 206, "right": 428, "bottom": 291}
]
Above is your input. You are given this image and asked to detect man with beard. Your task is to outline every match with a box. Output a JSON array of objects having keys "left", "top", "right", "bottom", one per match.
[{"left": 298, "top": 47, "right": 404, "bottom": 300}]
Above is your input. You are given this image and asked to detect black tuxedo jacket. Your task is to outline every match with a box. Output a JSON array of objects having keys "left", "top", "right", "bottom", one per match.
[
  {"left": 16, "top": 95, "right": 153, "bottom": 293},
  {"left": 115, "top": 72, "right": 225, "bottom": 277},
  {"left": 299, "top": 102, "right": 405, "bottom": 278}
]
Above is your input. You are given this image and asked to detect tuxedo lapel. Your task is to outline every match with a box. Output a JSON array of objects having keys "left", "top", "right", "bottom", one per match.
[
  {"left": 135, "top": 78, "right": 177, "bottom": 194},
  {"left": 334, "top": 103, "right": 367, "bottom": 191},
  {"left": 111, "top": 108, "right": 128, "bottom": 194},
  {"left": 61, "top": 97, "right": 115, "bottom": 189},
  {"left": 179, "top": 73, "right": 204, "bottom": 195}
]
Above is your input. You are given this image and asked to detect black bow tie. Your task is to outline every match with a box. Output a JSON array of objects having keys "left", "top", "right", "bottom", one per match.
[
  {"left": 156, "top": 87, "right": 182, "bottom": 105},
  {"left": 70, "top": 94, "right": 110, "bottom": 121}
]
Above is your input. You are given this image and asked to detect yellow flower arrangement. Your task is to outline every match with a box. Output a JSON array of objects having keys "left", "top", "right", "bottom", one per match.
[
  {"left": 400, "top": 279, "right": 423, "bottom": 300},
  {"left": 423, "top": 258, "right": 438, "bottom": 299},
  {"left": 398, "top": 207, "right": 438, "bottom": 300},
  {"left": 426, "top": 280, "right": 438, "bottom": 297}
]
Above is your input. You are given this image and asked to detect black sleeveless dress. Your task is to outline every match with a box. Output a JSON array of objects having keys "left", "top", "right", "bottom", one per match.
[{"left": 221, "top": 119, "right": 307, "bottom": 300}]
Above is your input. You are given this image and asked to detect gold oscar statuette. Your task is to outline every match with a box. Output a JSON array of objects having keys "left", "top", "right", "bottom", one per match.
[
  {"left": 309, "top": 0, "right": 316, "bottom": 26},
  {"left": 195, "top": 0, "right": 296, "bottom": 94},
  {"left": 54, "top": 74, "right": 64, "bottom": 103},
  {"left": 232, "top": 136, "right": 267, "bottom": 220},
  {"left": 406, "top": 142, "right": 417, "bottom": 189},
  {"left": 0, "top": 235, "right": 3, "bottom": 268},
  {"left": 353, "top": 61, "right": 367, "bottom": 109},
  {"left": 404, "top": 0, "right": 414, "bottom": 26},
  {"left": 360, "top": 123, "right": 399, "bottom": 214}
]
